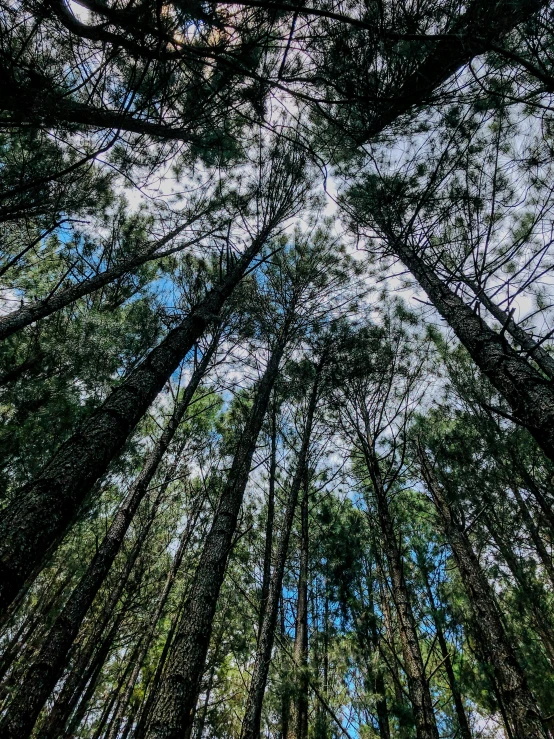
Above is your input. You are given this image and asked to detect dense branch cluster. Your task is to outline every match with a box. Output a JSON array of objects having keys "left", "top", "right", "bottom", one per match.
[{"left": 2, "top": 1, "right": 554, "bottom": 738}]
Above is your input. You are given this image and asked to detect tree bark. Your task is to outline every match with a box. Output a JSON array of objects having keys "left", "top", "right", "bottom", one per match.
[
  {"left": 393, "top": 239, "right": 554, "bottom": 465},
  {"left": 145, "top": 328, "right": 290, "bottom": 739},
  {"left": 241, "top": 370, "right": 320, "bottom": 739},
  {"left": 0, "top": 338, "right": 216, "bottom": 738},
  {"left": 418, "top": 445, "right": 547, "bottom": 738},
  {"left": 0, "top": 225, "right": 271, "bottom": 614},
  {"left": 36, "top": 478, "right": 168, "bottom": 739}
]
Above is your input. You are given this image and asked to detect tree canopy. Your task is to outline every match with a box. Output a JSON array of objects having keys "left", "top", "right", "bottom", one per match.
[{"left": 2, "top": 2, "right": 554, "bottom": 738}]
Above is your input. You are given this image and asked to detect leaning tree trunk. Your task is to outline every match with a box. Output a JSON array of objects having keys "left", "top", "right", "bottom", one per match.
[
  {"left": 0, "top": 224, "right": 274, "bottom": 614},
  {"left": 418, "top": 445, "right": 547, "bottom": 739},
  {"left": 35, "top": 461, "right": 177, "bottom": 739},
  {"left": 464, "top": 277, "right": 554, "bottom": 380},
  {"left": 362, "top": 437, "right": 439, "bottom": 739},
  {"left": 392, "top": 238, "right": 554, "bottom": 465},
  {"left": 0, "top": 339, "right": 217, "bottom": 739},
  {"left": 145, "top": 326, "right": 291, "bottom": 739},
  {"left": 241, "top": 369, "right": 320, "bottom": 739}
]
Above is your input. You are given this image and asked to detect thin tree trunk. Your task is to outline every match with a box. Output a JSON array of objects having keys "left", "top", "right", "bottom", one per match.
[
  {"left": 60, "top": 607, "right": 127, "bottom": 738},
  {"left": 259, "top": 396, "right": 277, "bottom": 639},
  {"left": 511, "top": 486, "right": 554, "bottom": 588},
  {"left": 106, "top": 493, "right": 206, "bottom": 739},
  {"left": 418, "top": 445, "right": 547, "bottom": 738},
  {"left": 418, "top": 561, "right": 472, "bottom": 739},
  {"left": 362, "top": 437, "right": 439, "bottom": 739},
  {"left": 0, "top": 222, "right": 276, "bottom": 613},
  {"left": 393, "top": 238, "right": 554, "bottom": 464},
  {"left": 377, "top": 569, "right": 410, "bottom": 739},
  {"left": 146, "top": 327, "right": 291, "bottom": 739},
  {"left": 0, "top": 338, "right": 216, "bottom": 738},
  {"left": 289, "top": 474, "right": 310, "bottom": 739},
  {"left": 36, "top": 478, "right": 168, "bottom": 739},
  {"left": 134, "top": 596, "right": 187, "bottom": 739},
  {"left": 280, "top": 596, "right": 291, "bottom": 739},
  {"left": 242, "top": 370, "right": 320, "bottom": 739},
  {"left": 0, "top": 221, "right": 208, "bottom": 342}
]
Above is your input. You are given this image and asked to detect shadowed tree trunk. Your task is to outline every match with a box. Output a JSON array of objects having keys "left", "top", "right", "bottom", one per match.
[
  {"left": 418, "top": 444, "right": 547, "bottom": 738},
  {"left": 106, "top": 490, "right": 207, "bottom": 739},
  {"left": 0, "top": 337, "right": 217, "bottom": 739},
  {"left": 392, "top": 238, "right": 554, "bottom": 465},
  {"left": 259, "top": 396, "right": 278, "bottom": 639}
]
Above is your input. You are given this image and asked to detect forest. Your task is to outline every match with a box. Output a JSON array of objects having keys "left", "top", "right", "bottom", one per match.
[{"left": 2, "top": 0, "right": 554, "bottom": 737}]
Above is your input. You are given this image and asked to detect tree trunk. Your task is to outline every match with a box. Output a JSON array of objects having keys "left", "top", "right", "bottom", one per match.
[
  {"left": 0, "top": 224, "right": 274, "bottom": 614},
  {"left": 106, "top": 492, "right": 206, "bottom": 739},
  {"left": 60, "top": 607, "right": 127, "bottom": 738},
  {"left": 393, "top": 238, "right": 554, "bottom": 464},
  {"left": 377, "top": 569, "right": 411, "bottom": 739},
  {"left": 480, "top": 509, "right": 554, "bottom": 668},
  {"left": 418, "top": 445, "right": 547, "bottom": 738},
  {"left": 280, "top": 596, "right": 291, "bottom": 739},
  {"left": 259, "top": 396, "right": 277, "bottom": 639},
  {"left": 418, "top": 561, "right": 472, "bottom": 739},
  {"left": 0, "top": 339, "right": 216, "bottom": 738},
  {"left": 36, "top": 479, "right": 168, "bottom": 739},
  {"left": 511, "top": 486, "right": 554, "bottom": 588},
  {"left": 362, "top": 439, "right": 439, "bottom": 739},
  {"left": 145, "top": 328, "right": 290, "bottom": 739},
  {"left": 242, "top": 371, "right": 320, "bottom": 739},
  {"left": 288, "top": 475, "right": 310, "bottom": 739},
  {"left": 465, "top": 278, "right": 554, "bottom": 380}
]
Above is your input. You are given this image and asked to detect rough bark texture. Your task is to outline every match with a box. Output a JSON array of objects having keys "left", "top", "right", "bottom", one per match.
[
  {"left": 0, "top": 342, "right": 214, "bottom": 739},
  {"left": 418, "top": 447, "right": 547, "bottom": 738},
  {"left": 0, "top": 230, "right": 267, "bottom": 614},
  {"left": 145, "top": 330, "right": 289, "bottom": 739},
  {"left": 395, "top": 240, "right": 554, "bottom": 464},
  {"left": 0, "top": 222, "right": 203, "bottom": 342},
  {"left": 241, "top": 372, "right": 320, "bottom": 739},
  {"left": 362, "top": 439, "right": 439, "bottom": 739}
]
